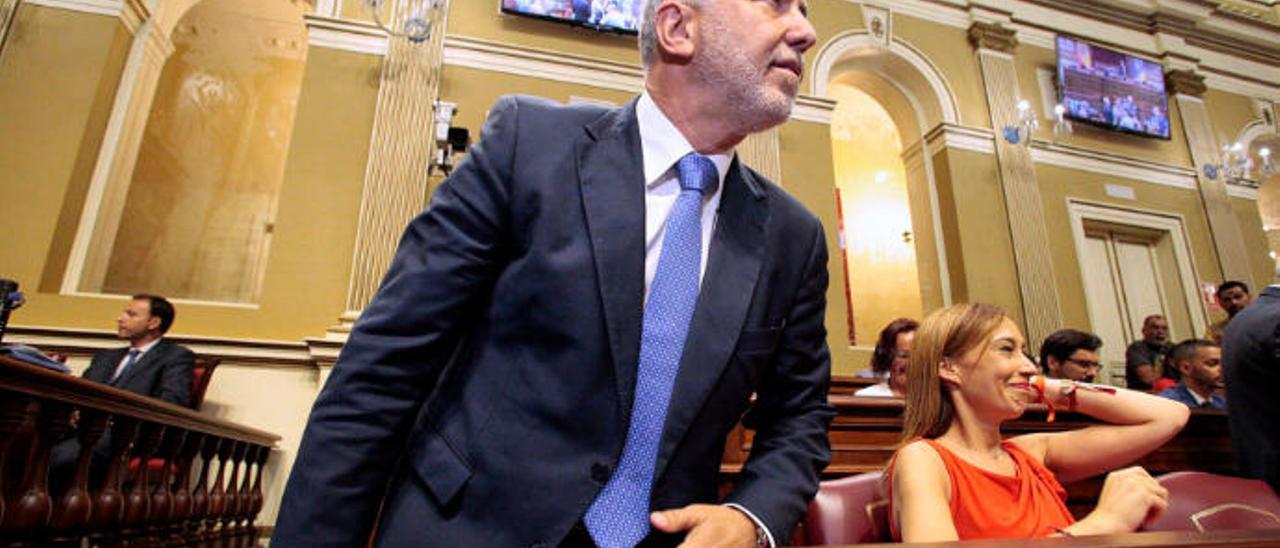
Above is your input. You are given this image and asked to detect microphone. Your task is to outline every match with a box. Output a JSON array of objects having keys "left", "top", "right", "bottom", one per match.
[{"left": 0, "top": 278, "right": 18, "bottom": 345}]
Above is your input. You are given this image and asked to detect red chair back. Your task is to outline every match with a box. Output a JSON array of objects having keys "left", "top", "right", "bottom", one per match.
[
  {"left": 189, "top": 356, "right": 220, "bottom": 410},
  {"left": 1145, "top": 471, "right": 1280, "bottom": 532},
  {"left": 801, "top": 471, "right": 890, "bottom": 545}
]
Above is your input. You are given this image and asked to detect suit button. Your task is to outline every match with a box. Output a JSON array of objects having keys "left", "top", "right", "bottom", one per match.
[{"left": 591, "top": 462, "right": 611, "bottom": 483}]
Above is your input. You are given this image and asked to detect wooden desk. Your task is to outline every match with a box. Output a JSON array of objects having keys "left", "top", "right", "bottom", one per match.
[
  {"left": 722, "top": 395, "right": 1235, "bottom": 517},
  {"left": 847, "top": 527, "right": 1280, "bottom": 547}
]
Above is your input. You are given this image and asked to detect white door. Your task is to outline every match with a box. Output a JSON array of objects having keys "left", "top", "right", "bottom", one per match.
[{"left": 1079, "top": 228, "right": 1169, "bottom": 386}]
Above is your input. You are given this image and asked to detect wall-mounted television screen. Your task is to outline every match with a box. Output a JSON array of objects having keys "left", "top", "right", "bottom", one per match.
[
  {"left": 501, "top": 0, "right": 642, "bottom": 34},
  {"left": 1056, "top": 35, "right": 1170, "bottom": 139}
]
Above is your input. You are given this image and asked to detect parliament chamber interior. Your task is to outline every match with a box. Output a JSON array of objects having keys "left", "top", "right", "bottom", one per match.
[{"left": 1, "top": 0, "right": 1279, "bottom": 545}]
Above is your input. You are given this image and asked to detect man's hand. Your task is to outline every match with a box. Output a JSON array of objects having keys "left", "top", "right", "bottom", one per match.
[{"left": 650, "top": 504, "right": 757, "bottom": 548}]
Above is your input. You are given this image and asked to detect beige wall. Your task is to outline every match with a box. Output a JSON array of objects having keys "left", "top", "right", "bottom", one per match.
[
  {"left": 4, "top": 20, "right": 379, "bottom": 341},
  {"left": 0, "top": 6, "right": 129, "bottom": 298}
]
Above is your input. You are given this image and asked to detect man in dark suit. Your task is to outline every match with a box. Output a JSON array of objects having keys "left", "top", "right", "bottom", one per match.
[
  {"left": 275, "top": 1, "right": 832, "bottom": 547},
  {"left": 81, "top": 294, "right": 194, "bottom": 405},
  {"left": 52, "top": 294, "right": 194, "bottom": 493},
  {"left": 1223, "top": 276, "right": 1280, "bottom": 491}
]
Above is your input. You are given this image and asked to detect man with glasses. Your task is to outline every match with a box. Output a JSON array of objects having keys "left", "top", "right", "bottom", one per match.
[
  {"left": 1041, "top": 328, "right": 1104, "bottom": 383},
  {"left": 1125, "top": 314, "right": 1172, "bottom": 391}
]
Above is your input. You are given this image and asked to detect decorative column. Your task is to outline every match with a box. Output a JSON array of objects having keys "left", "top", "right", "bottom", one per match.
[
  {"left": 334, "top": 0, "right": 452, "bottom": 332},
  {"left": 1167, "top": 69, "right": 1254, "bottom": 283},
  {"left": 968, "top": 21, "right": 1063, "bottom": 348},
  {"left": 739, "top": 129, "right": 783, "bottom": 184},
  {"left": 62, "top": 3, "right": 174, "bottom": 293}
]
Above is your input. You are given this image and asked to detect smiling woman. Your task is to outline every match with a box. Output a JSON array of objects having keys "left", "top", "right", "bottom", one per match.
[{"left": 886, "top": 303, "right": 1191, "bottom": 542}]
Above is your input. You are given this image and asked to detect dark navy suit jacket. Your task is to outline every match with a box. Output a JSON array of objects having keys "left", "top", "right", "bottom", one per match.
[
  {"left": 1157, "top": 382, "right": 1226, "bottom": 409},
  {"left": 1223, "top": 285, "right": 1280, "bottom": 491},
  {"left": 274, "top": 96, "right": 835, "bottom": 547},
  {"left": 82, "top": 339, "right": 193, "bottom": 407}
]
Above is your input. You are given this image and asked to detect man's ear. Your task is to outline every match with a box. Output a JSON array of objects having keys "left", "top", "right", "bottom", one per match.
[
  {"left": 1177, "top": 361, "right": 1192, "bottom": 376},
  {"left": 146, "top": 316, "right": 161, "bottom": 333},
  {"left": 938, "top": 358, "right": 962, "bottom": 387},
  {"left": 653, "top": 1, "right": 697, "bottom": 63}
]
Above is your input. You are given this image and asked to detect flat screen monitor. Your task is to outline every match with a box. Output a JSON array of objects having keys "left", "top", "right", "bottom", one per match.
[
  {"left": 501, "top": 0, "right": 642, "bottom": 34},
  {"left": 1056, "top": 35, "right": 1171, "bottom": 140}
]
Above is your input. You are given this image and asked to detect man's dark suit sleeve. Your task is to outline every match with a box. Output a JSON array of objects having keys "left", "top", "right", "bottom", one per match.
[
  {"left": 155, "top": 345, "right": 194, "bottom": 407},
  {"left": 272, "top": 97, "right": 520, "bottom": 545},
  {"left": 727, "top": 221, "right": 835, "bottom": 540}
]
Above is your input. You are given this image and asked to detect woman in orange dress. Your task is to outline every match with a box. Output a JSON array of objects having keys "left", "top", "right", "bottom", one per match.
[{"left": 887, "top": 303, "right": 1190, "bottom": 541}]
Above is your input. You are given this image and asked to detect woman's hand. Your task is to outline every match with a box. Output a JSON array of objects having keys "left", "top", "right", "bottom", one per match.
[{"left": 1068, "top": 466, "right": 1168, "bottom": 535}]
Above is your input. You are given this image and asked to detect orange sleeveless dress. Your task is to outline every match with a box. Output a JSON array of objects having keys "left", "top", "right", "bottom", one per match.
[{"left": 888, "top": 438, "right": 1075, "bottom": 540}]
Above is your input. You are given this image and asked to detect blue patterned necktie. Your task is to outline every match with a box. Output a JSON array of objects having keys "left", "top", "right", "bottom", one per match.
[
  {"left": 585, "top": 153, "right": 717, "bottom": 547},
  {"left": 112, "top": 349, "right": 140, "bottom": 384}
]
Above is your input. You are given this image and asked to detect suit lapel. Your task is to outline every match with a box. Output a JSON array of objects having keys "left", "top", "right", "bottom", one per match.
[
  {"left": 577, "top": 100, "right": 647, "bottom": 423},
  {"left": 653, "top": 158, "right": 768, "bottom": 479},
  {"left": 86, "top": 348, "right": 126, "bottom": 384}
]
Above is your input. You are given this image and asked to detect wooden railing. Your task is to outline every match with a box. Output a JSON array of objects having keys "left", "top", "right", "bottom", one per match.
[{"left": 0, "top": 356, "right": 279, "bottom": 546}]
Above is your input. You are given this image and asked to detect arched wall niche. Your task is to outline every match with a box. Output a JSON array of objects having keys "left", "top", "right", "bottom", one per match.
[
  {"left": 68, "top": 0, "right": 310, "bottom": 303},
  {"left": 812, "top": 31, "right": 963, "bottom": 353}
]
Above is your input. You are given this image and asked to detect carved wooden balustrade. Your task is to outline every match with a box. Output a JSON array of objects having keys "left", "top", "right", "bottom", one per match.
[{"left": 0, "top": 356, "right": 279, "bottom": 546}]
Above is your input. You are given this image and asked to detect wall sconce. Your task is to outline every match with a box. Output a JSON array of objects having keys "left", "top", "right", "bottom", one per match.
[
  {"left": 1002, "top": 99, "right": 1038, "bottom": 146},
  {"left": 1052, "top": 103, "right": 1073, "bottom": 139},
  {"left": 364, "top": 0, "right": 444, "bottom": 43},
  {"left": 1259, "top": 147, "right": 1276, "bottom": 180},
  {"left": 1202, "top": 142, "right": 1253, "bottom": 183},
  {"left": 432, "top": 100, "right": 470, "bottom": 176}
]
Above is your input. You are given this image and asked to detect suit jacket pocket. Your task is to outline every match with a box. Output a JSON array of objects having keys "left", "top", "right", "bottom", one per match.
[
  {"left": 736, "top": 323, "right": 785, "bottom": 357},
  {"left": 408, "top": 426, "right": 473, "bottom": 506}
]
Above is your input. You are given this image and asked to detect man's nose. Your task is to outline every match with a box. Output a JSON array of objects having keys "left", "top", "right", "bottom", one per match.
[{"left": 785, "top": 8, "right": 817, "bottom": 54}]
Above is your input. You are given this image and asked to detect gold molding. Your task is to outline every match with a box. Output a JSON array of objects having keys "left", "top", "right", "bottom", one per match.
[
  {"left": 967, "top": 21, "right": 1018, "bottom": 54},
  {"left": 1166, "top": 69, "right": 1208, "bottom": 98},
  {"left": 341, "top": 0, "right": 451, "bottom": 320},
  {"left": 975, "top": 48, "right": 1063, "bottom": 348},
  {"left": 1174, "top": 94, "right": 1255, "bottom": 284}
]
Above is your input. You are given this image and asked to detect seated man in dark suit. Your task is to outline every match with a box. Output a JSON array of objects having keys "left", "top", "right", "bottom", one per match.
[
  {"left": 51, "top": 294, "right": 194, "bottom": 493},
  {"left": 81, "top": 294, "right": 194, "bottom": 405},
  {"left": 1157, "top": 339, "right": 1226, "bottom": 409}
]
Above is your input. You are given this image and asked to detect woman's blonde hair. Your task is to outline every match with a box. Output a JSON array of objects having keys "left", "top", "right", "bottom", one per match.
[{"left": 901, "top": 303, "right": 1009, "bottom": 442}]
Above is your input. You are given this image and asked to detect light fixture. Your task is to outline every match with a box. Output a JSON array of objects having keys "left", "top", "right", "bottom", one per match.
[
  {"left": 1258, "top": 147, "right": 1277, "bottom": 180},
  {"left": 1202, "top": 142, "right": 1256, "bottom": 184},
  {"left": 364, "top": 0, "right": 445, "bottom": 43},
  {"left": 1002, "top": 99, "right": 1038, "bottom": 146},
  {"left": 1052, "top": 103, "right": 1073, "bottom": 139}
]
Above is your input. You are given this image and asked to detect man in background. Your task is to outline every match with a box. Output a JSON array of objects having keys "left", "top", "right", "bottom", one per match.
[
  {"left": 1041, "top": 328, "right": 1104, "bottom": 383},
  {"left": 1158, "top": 339, "right": 1225, "bottom": 409},
  {"left": 52, "top": 294, "right": 194, "bottom": 494},
  {"left": 81, "top": 294, "right": 193, "bottom": 405},
  {"left": 1126, "top": 314, "right": 1172, "bottom": 391},
  {"left": 1207, "top": 281, "right": 1252, "bottom": 343},
  {"left": 275, "top": 1, "right": 831, "bottom": 547},
  {"left": 1223, "top": 271, "right": 1279, "bottom": 491}
]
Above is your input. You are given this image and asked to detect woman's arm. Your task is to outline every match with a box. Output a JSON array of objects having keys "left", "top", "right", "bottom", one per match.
[
  {"left": 1013, "top": 378, "right": 1189, "bottom": 484},
  {"left": 891, "top": 441, "right": 959, "bottom": 542}
]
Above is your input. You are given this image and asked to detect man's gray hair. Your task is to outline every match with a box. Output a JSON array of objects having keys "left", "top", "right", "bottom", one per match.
[{"left": 639, "top": 0, "right": 707, "bottom": 66}]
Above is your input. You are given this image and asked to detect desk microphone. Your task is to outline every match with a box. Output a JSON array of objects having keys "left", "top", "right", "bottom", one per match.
[{"left": 0, "top": 279, "right": 18, "bottom": 345}]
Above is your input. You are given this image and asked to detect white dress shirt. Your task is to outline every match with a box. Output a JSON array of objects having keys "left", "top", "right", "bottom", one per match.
[
  {"left": 636, "top": 93, "right": 731, "bottom": 303},
  {"left": 113, "top": 338, "right": 160, "bottom": 381}
]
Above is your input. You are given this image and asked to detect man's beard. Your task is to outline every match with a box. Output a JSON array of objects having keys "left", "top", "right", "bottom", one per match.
[{"left": 693, "top": 15, "right": 797, "bottom": 133}]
